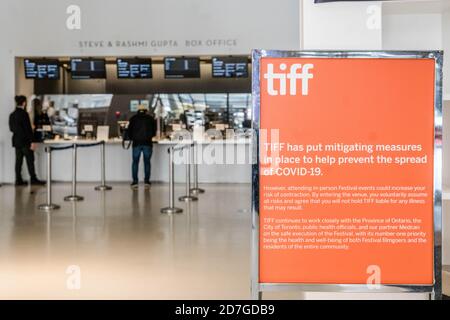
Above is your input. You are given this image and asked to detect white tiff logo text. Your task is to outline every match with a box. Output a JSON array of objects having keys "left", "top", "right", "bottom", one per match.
[{"left": 264, "top": 63, "right": 314, "bottom": 96}]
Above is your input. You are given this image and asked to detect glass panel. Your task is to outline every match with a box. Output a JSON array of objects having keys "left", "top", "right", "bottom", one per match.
[
  {"left": 40, "top": 93, "right": 252, "bottom": 137},
  {"left": 42, "top": 94, "right": 113, "bottom": 136},
  {"left": 229, "top": 93, "right": 252, "bottom": 128}
]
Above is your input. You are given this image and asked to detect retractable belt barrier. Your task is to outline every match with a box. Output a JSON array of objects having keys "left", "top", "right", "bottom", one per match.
[
  {"left": 64, "top": 144, "right": 81, "bottom": 202},
  {"left": 160, "top": 145, "right": 184, "bottom": 214},
  {"left": 38, "top": 146, "right": 61, "bottom": 211},
  {"left": 37, "top": 141, "right": 111, "bottom": 211},
  {"left": 178, "top": 143, "right": 198, "bottom": 202},
  {"left": 94, "top": 141, "right": 112, "bottom": 191},
  {"left": 49, "top": 144, "right": 74, "bottom": 151},
  {"left": 75, "top": 141, "right": 105, "bottom": 148},
  {"left": 65, "top": 141, "right": 107, "bottom": 201},
  {"left": 190, "top": 142, "right": 205, "bottom": 196},
  {"left": 38, "top": 140, "right": 204, "bottom": 213},
  {"left": 161, "top": 142, "right": 207, "bottom": 213}
]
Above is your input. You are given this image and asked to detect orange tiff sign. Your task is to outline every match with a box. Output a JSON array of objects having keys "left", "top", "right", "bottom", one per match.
[{"left": 258, "top": 55, "right": 437, "bottom": 285}]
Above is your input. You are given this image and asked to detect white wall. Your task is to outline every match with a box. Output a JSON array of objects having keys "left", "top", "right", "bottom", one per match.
[
  {"left": 0, "top": 0, "right": 301, "bottom": 184},
  {"left": 302, "top": 0, "right": 382, "bottom": 50},
  {"left": 443, "top": 10, "right": 450, "bottom": 97},
  {"left": 382, "top": 13, "right": 442, "bottom": 50}
]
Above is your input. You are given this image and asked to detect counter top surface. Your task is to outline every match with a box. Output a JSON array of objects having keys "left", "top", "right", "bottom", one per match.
[
  {"left": 156, "top": 139, "right": 252, "bottom": 145},
  {"left": 43, "top": 138, "right": 252, "bottom": 145},
  {"left": 43, "top": 139, "right": 122, "bottom": 145}
]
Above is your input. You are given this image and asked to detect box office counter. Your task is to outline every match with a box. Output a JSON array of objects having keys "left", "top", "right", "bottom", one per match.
[{"left": 35, "top": 138, "right": 253, "bottom": 183}]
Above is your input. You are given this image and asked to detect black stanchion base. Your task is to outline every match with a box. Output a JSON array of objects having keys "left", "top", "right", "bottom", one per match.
[
  {"left": 190, "top": 188, "right": 205, "bottom": 195},
  {"left": 160, "top": 207, "right": 183, "bottom": 214},
  {"left": 64, "top": 195, "right": 84, "bottom": 202},
  {"left": 95, "top": 185, "right": 112, "bottom": 191},
  {"left": 38, "top": 203, "right": 61, "bottom": 211},
  {"left": 178, "top": 195, "right": 198, "bottom": 202}
]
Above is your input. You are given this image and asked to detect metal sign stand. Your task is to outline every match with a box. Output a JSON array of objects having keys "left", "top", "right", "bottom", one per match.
[{"left": 251, "top": 49, "right": 443, "bottom": 300}]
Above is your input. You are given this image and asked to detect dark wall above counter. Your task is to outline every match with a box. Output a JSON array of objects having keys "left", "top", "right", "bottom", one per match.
[{"left": 33, "top": 59, "right": 252, "bottom": 95}]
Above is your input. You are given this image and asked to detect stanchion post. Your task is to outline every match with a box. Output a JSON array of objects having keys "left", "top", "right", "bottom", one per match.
[
  {"left": 179, "top": 144, "right": 198, "bottom": 202},
  {"left": 38, "top": 147, "right": 60, "bottom": 211},
  {"left": 190, "top": 142, "right": 205, "bottom": 195},
  {"left": 64, "top": 144, "right": 84, "bottom": 201},
  {"left": 161, "top": 147, "right": 183, "bottom": 214},
  {"left": 95, "top": 141, "right": 112, "bottom": 191}
]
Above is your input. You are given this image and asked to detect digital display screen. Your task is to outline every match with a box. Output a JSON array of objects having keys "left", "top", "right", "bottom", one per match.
[
  {"left": 24, "top": 59, "right": 60, "bottom": 80},
  {"left": 117, "top": 58, "right": 152, "bottom": 79},
  {"left": 71, "top": 58, "right": 106, "bottom": 79},
  {"left": 130, "top": 100, "right": 139, "bottom": 112},
  {"left": 212, "top": 56, "right": 248, "bottom": 78},
  {"left": 164, "top": 57, "right": 200, "bottom": 79}
]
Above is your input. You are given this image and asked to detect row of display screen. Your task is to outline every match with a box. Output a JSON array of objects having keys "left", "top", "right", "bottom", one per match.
[{"left": 24, "top": 57, "right": 249, "bottom": 80}]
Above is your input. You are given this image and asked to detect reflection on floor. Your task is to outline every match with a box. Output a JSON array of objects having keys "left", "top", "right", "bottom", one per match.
[
  {"left": 0, "top": 183, "right": 433, "bottom": 300},
  {"left": 0, "top": 183, "right": 253, "bottom": 299}
]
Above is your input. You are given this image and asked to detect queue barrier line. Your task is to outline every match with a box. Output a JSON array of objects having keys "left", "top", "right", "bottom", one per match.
[
  {"left": 37, "top": 146, "right": 61, "bottom": 211},
  {"left": 75, "top": 141, "right": 105, "bottom": 148},
  {"left": 94, "top": 141, "right": 112, "bottom": 191},
  {"left": 160, "top": 145, "right": 184, "bottom": 214},
  {"left": 190, "top": 142, "right": 205, "bottom": 195},
  {"left": 49, "top": 144, "right": 75, "bottom": 151},
  {"left": 68, "top": 141, "right": 113, "bottom": 191},
  {"left": 161, "top": 143, "right": 198, "bottom": 213},
  {"left": 39, "top": 140, "right": 204, "bottom": 213},
  {"left": 178, "top": 143, "right": 198, "bottom": 202},
  {"left": 37, "top": 141, "right": 112, "bottom": 211},
  {"left": 64, "top": 144, "right": 84, "bottom": 202},
  {"left": 161, "top": 142, "right": 208, "bottom": 214}
]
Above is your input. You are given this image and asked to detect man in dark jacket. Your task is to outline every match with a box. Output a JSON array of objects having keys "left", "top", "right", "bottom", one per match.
[
  {"left": 127, "top": 105, "right": 157, "bottom": 188},
  {"left": 9, "top": 95, "right": 45, "bottom": 186}
]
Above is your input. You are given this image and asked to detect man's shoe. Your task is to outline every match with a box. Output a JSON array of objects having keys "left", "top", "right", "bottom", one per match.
[
  {"left": 144, "top": 181, "right": 151, "bottom": 189},
  {"left": 30, "top": 179, "right": 46, "bottom": 186},
  {"left": 15, "top": 180, "right": 28, "bottom": 186},
  {"left": 130, "top": 182, "right": 139, "bottom": 189}
]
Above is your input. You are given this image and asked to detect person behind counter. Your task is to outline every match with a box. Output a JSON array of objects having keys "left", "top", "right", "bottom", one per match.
[
  {"left": 127, "top": 104, "right": 157, "bottom": 189},
  {"left": 9, "top": 95, "right": 45, "bottom": 186},
  {"left": 32, "top": 98, "right": 51, "bottom": 142}
]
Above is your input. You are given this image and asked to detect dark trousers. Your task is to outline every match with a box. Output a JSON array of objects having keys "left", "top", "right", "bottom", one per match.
[
  {"left": 132, "top": 145, "right": 153, "bottom": 183},
  {"left": 15, "top": 146, "right": 37, "bottom": 182}
]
